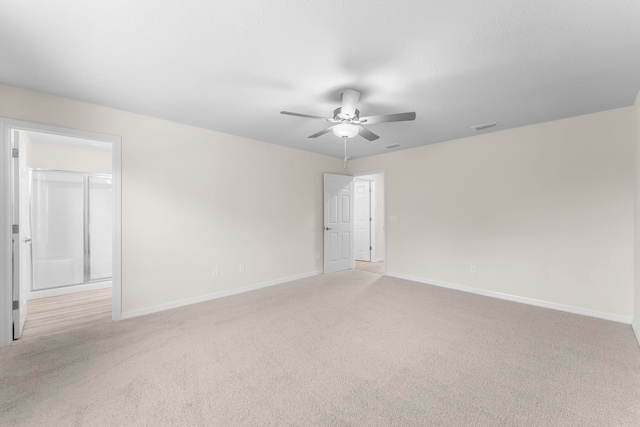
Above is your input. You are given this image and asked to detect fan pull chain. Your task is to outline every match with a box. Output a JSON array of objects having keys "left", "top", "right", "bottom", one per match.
[{"left": 343, "top": 136, "right": 348, "bottom": 170}]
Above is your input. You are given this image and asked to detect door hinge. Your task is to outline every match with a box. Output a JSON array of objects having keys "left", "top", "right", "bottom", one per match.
[
  {"left": 11, "top": 148, "right": 19, "bottom": 158},
  {"left": 370, "top": 246, "right": 372, "bottom": 250},
  {"left": 12, "top": 224, "right": 19, "bottom": 234},
  {"left": 370, "top": 217, "right": 372, "bottom": 221},
  {"left": 13, "top": 301, "right": 19, "bottom": 310}
]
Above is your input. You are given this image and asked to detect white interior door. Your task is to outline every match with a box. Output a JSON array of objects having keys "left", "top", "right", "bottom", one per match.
[
  {"left": 18, "top": 133, "right": 31, "bottom": 328},
  {"left": 323, "top": 173, "right": 354, "bottom": 273},
  {"left": 354, "top": 180, "right": 371, "bottom": 261},
  {"left": 11, "top": 129, "right": 28, "bottom": 339}
]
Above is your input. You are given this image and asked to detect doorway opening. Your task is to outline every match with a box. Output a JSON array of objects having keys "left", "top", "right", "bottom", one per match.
[
  {"left": 321, "top": 171, "right": 386, "bottom": 276},
  {"left": 1, "top": 120, "right": 122, "bottom": 346},
  {"left": 353, "top": 172, "right": 385, "bottom": 275}
]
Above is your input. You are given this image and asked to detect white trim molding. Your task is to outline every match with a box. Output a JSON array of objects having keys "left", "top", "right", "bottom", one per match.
[
  {"left": 386, "top": 272, "right": 633, "bottom": 324},
  {"left": 121, "top": 270, "right": 322, "bottom": 320},
  {"left": 111, "top": 133, "right": 122, "bottom": 321},
  {"left": 27, "top": 281, "right": 112, "bottom": 300},
  {"left": 633, "top": 323, "right": 640, "bottom": 347}
]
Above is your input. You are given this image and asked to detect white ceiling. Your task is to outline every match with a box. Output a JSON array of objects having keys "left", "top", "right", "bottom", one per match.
[{"left": 1, "top": 0, "right": 639, "bottom": 159}]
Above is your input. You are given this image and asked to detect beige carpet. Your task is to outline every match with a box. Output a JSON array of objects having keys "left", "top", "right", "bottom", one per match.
[{"left": 1, "top": 270, "right": 639, "bottom": 426}]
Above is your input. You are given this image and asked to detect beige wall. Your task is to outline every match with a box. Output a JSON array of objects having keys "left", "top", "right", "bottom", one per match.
[
  {"left": 351, "top": 108, "right": 635, "bottom": 319},
  {"left": 0, "top": 84, "right": 342, "bottom": 314},
  {"left": 2, "top": 83, "right": 636, "bottom": 323},
  {"left": 634, "top": 90, "right": 640, "bottom": 340},
  {"left": 27, "top": 140, "right": 112, "bottom": 174},
  {"left": 357, "top": 173, "right": 385, "bottom": 261}
]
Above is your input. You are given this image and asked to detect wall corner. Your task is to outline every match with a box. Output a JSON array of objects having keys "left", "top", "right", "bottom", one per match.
[{"left": 633, "top": 90, "right": 640, "bottom": 346}]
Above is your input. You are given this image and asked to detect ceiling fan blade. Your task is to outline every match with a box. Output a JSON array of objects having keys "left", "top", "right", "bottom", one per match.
[
  {"left": 308, "top": 126, "right": 335, "bottom": 138},
  {"left": 281, "top": 111, "right": 331, "bottom": 120},
  {"left": 340, "top": 89, "right": 360, "bottom": 119},
  {"left": 359, "top": 112, "right": 416, "bottom": 124},
  {"left": 357, "top": 126, "right": 379, "bottom": 141}
]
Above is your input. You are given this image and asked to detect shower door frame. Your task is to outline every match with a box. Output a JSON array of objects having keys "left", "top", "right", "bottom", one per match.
[
  {"left": 0, "top": 118, "right": 122, "bottom": 347},
  {"left": 29, "top": 169, "right": 114, "bottom": 292}
]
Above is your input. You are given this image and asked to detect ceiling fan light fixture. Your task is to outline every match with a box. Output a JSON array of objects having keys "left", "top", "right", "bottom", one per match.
[{"left": 333, "top": 123, "right": 359, "bottom": 138}]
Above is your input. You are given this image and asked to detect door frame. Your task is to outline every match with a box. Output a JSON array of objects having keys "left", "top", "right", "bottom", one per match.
[
  {"left": 0, "top": 119, "right": 123, "bottom": 347},
  {"left": 352, "top": 169, "right": 387, "bottom": 274}
]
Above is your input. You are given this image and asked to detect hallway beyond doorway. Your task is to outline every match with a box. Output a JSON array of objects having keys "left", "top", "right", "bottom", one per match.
[
  {"left": 20, "top": 288, "right": 111, "bottom": 340},
  {"left": 355, "top": 260, "right": 384, "bottom": 275}
]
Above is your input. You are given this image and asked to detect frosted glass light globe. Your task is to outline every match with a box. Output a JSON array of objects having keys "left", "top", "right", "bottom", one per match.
[{"left": 333, "top": 123, "right": 359, "bottom": 138}]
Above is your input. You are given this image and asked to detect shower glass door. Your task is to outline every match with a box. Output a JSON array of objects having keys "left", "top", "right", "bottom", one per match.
[
  {"left": 89, "top": 176, "right": 112, "bottom": 281},
  {"left": 31, "top": 171, "right": 85, "bottom": 290},
  {"left": 31, "top": 170, "right": 112, "bottom": 291}
]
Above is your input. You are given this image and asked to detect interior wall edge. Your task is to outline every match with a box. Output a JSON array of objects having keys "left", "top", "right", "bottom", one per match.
[
  {"left": 0, "top": 84, "right": 341, "bottom": 163},
  {"left": 633, "top": 88, "right": 640, "bottom": 346},
  {"left": 351, "top": 106, "right": 634, "bottom": 319},
  {"left": 0, "top": 83, "right": 344, "bottom": 316},
  {"left": 387, "top": 272, "right": 633, "bottom": 325},
  {"left": 121, "top": 270, "right": 322, "bottom": 320},
  {"left": 350, "top": 106, "right": 634, "bottom": 167}
]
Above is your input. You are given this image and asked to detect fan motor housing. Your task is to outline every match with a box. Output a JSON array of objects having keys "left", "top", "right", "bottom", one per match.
[{"left": 334, "top": 107, "right": 360, "bottom": 122}]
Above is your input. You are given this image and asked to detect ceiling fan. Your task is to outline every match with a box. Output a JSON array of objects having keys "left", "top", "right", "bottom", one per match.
[{"left": 280, "top": 89, "right": 416, "bottom": 142}]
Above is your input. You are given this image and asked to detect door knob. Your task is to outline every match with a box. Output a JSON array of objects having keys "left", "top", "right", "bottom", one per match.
[
  {"left": 324, "top": 227, "right": 332, "bottom": 231},
  {"left": 24, "top": 237, "right": 32, "bottom": 243}
]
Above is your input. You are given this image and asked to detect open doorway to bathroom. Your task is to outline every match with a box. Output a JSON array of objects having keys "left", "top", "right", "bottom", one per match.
[
  {"left": 353, "top": 171, "right": 385, "bottom": 275},
  {"left": 11, "top": 128, "right": 114, "bottom": 340}
]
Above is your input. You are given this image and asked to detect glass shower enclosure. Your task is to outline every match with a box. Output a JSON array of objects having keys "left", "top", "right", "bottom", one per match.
[{"left": 30, "top": 169, "right": 112, "bottom": 291}]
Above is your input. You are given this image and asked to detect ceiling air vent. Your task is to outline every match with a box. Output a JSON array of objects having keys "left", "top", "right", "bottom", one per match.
[
  {"left": 470, "top": 121, "right": 498, "bottom": 131},
  {"left": 385, "top": 143, "right": 401, "bottom": 149}
]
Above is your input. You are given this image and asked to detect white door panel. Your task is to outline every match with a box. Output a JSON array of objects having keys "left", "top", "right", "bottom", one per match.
[
  {"left": 354, "top": 180, "right": 371, "bottom": 261},
  {"left": 341, "top": 196, "right": 350, "bottom": 221},
  {"left": 329, "top": 195, "right": 338, "bottom": 224},
  {"left": 328, "top": 233, "right": 338, "bottom": 262},
  {"left": 341, "top": 232, "right": 350, "bottom": 259},
  {"left": 324, "top": 173, "right": 354, "bottom": 273}
]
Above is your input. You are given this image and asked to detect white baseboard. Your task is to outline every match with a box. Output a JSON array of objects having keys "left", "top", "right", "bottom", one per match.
[
  {"left": 121, "top": 271, "right": 322, "bottom": 320},
  {"left": 27, "top": 280, "right": 112, "bottom": 300},
  {"left": 633, "top": 323, "right": 640, "bottom": 347},
  {"left": 386, "top": 272, "right": 632, "bottom": 324}
]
